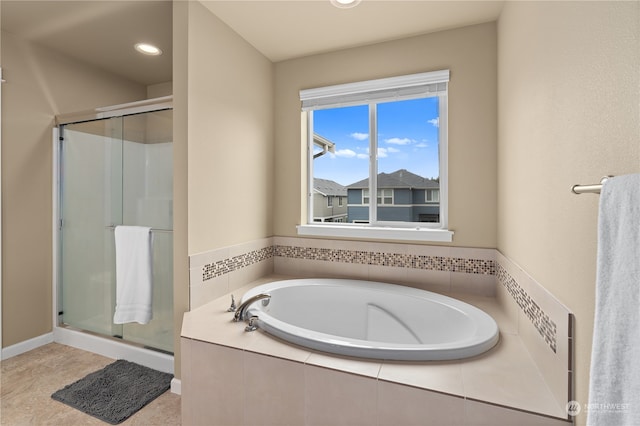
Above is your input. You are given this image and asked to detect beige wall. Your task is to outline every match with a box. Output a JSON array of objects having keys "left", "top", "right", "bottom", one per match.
[
  {"left": 172, "top": 0, "right": 189, "bottom": 379},
  {"left": 274, "top": 22, "right": 498, "bottom": 248},
  {"left": 0, "top": 30, "right": 147, "bottom": 347},
  {"left": 171, "top": 0, "right": 274, "bottom": 376},
  {"left": 497, "top": 2, "right": 640, "bottom": 424},
  {"left": 186, "top": 2, "right": 274, "bottom": 255}
]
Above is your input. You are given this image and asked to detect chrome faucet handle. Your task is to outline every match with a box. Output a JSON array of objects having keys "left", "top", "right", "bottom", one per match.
[
  {"left": 245, "top": 316, "right": 259, "bottom": 332},
  {"left": 227, "top": 295, "right": 237, "bottom": 312}
]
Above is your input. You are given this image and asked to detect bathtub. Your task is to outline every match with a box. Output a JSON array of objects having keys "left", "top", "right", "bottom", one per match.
[{"left": 239, "top": 278, "right": 499, "bottom": 361}]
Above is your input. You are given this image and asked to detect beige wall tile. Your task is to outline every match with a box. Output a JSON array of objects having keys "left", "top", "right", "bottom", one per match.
[
  {"left": 305, "top": 366, "right": 378, "bottom": 426},
  {"left": 377, "top": 380, "right": 465, "bottom": 426},
  {"left": 450, "top": 246, "right": 496, "bottom": 261},
  {"left": 306, "top": 352, "right": 381, "bottom": 378},
  {"left": 180, "top": 338, "right": 193, "bottom": 425},
  {"left": 494, "top": 276, "right": 520, "bottom": 335},
  {"left": 405, "top": 268, "right": 451, "bottom": 293},
  {"left": 189, "top": 246, "right": 230, "bottom": 269},
  {"left": 464, "top": 399, "right": 570, "bottom": 426},
  {"left": 243, "top": 352, "right": 305, "bottom": 425},
  {"left": 408, "top": 244, "right": 452, "bottom": 258},
  {"left": 378, "top": 360, "right": 464, "bottom": 397},
  {"left": 367, "top": 264, "right": 409, "bottom": 284},
  {"left": 273, "top": 256, "right": 302, "bottom": 276},
  {"left": 244, "top": 333, "right": 311, "bottom": 363},
  {"left": 189, "top": 275, "right": 229, "bottom": 310},
  {"left": 451, "top": 272, "right": 496, "bottom": 296},
  {"left": 184, "top": 340, "right": 244, "bottom": 426},
  {"left": 460, "top": 334, "right": 564, "bottom": 418}
]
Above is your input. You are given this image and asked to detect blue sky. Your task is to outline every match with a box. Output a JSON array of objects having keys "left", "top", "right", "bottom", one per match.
[{"left": 312, "top": 97, "right": 440, "bottom": 186}]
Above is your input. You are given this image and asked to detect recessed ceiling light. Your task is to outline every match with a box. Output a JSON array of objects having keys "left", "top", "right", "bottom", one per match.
[
  {"left": 134, "top": 43, "right": 162, "bottom": 56},
  {"left": 330, "top": 0, "right": 361, "bottom": 9}
]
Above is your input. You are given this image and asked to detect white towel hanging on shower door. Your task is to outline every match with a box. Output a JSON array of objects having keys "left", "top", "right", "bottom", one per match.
[{"left": 113, "top": 226, "right": 153, "bottom": 325}]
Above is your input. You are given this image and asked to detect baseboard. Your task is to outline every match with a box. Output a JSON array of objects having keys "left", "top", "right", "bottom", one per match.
[
  {"left": 171, "top": 378, "right": 181, "bottom": 395},
  {"left": 1, "top": 332, "right": 54, "bottom": 360}
]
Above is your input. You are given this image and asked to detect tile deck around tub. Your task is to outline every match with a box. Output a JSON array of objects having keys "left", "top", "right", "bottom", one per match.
[{"left": 181, "top": 275, "right": 569, "bottom": 421}]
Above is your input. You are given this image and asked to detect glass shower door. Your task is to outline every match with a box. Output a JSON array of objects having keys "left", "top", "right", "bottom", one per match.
[
  {"left": 59, "top": 117, "right": 124, "bottom": 340},
  {"left": 59, "top": 109, "right": 173, "bottom": 353},
  {"left": 119, "top": 111, "right": 173, "bottom": 352}
]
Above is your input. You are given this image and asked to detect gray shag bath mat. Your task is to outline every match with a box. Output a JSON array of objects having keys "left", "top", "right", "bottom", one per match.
[{"left": 51, "top": 359, "right": 173, "bottom": 424}]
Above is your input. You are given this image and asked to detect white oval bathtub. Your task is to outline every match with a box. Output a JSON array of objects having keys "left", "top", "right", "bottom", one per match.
[{"left": 239, "top": 278, "right": 499, "bottom": 361}]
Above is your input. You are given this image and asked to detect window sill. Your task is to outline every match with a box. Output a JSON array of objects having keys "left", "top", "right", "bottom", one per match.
[{"left": 296, "top": 224, "right": 454, "bottom": 242}]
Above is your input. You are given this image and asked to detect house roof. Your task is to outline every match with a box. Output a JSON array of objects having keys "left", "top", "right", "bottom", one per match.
[
  {"left": 314, "top": 178, "right": 347, "bottom": 197},
  {"left": 347, "top": 169, "right": 439, "bottom": 189}
]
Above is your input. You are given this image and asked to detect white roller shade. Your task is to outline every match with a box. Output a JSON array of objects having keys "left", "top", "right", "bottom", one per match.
[{"left": 300, "top": 69, "right": 449, "bottom": 110}]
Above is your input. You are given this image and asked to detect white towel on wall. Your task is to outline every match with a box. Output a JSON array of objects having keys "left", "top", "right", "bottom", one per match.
[
  {"left": 113, "top": 226, "right": 153, "bottom": 325},
  {"left": 587, "top": 174, "right": 640, "bottom": 426}
]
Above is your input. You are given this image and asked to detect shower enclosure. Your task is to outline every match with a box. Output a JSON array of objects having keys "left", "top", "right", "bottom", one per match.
[{"left": 56, "top": 100, "right": 173, "bottom": 354}]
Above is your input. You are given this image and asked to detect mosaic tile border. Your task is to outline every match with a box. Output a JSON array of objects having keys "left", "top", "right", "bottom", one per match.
[
  {"left": 496, "top": 263, "right": 558, "bottom": 353},
  {"left": 201, "top": 244, "right": 495, "bottom": 283},
  {"left": 202, "top": 246, "right": 274, "bottom": 282},
  {"left": 274, "top": 245, "right": 496, "bottom": 275}
]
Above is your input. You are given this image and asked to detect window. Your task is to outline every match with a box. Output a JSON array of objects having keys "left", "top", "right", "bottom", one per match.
[
  {"left": 362, "top": 189, "right": 393, "bottom": 205},
  {"left": 299, "top": 70, "right": 453, "bottom": 242},
  {"left": 327, "top": 196, "right": 333, "bottom": 207},
  {"left": 378, "top": 189, "right": 393, "bottom": 205}
]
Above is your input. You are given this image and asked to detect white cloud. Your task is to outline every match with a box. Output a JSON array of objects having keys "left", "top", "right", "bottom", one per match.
[
  {"left": 387, "top": 147, "right": 400, "bottom": 153},
  {"left": 356, "top": 153, "right": 369, "bottom": 159},
  {"left": 428, "top": 118, "right": 439, "bottom": 127},
  {"left": 350, "top": 132, "right": 369, "bottom": 141},
  {"left": 377, "top": 148, "right": 389, "bottom": 158},
  {"left": 415, "top": 142, "right": 429, "bottom": 148},
  {"left": 385, "top": 137, "right": 413, "bottom": 145},
  {"left": 334, "top": 149, "right": 357, "bottom": 158}
]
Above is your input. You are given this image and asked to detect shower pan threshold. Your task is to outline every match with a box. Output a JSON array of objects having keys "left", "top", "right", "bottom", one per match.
[{"left": 53, "top": 325, "right": 174, "bottom": 375}]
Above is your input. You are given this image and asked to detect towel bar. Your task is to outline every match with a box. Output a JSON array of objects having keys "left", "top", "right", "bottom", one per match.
[
  {"left": 106, "top": 225, "right": 173, "bottom": 234},
  {"left": 571, "top": 176, "right": 613, "bottom": 195}
]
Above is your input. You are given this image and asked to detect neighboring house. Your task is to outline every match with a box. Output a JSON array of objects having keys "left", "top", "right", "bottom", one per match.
[
  {"left": 313, "top": 178, "right": 348, "bottom": 223},
  {"left": 346, "top": 169, "right": 440, "bottom": 223}
]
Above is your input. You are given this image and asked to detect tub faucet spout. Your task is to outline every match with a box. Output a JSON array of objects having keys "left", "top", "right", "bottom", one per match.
[{"left": 233, "top": 293, "right": 271, "bottom": 322}]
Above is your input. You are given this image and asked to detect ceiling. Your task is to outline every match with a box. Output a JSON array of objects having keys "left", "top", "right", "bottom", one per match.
[
  {"left": 1, "top": 1, "right": 173, "bottom": 86},
  {"left": 201, "top": 1, "right": 504, "bottom": 62},
  {"left": 1, "top": 0, "right": 504, "bottom": 86}
]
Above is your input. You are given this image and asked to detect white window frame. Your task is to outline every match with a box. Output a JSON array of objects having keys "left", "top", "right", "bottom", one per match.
[
  {"left": 363, "top": 188, "right": 394, "bottom": 205},
  {"left": 298, "top": 70, "right": 453, "bottom": 243},
  {"left": 378, "top": 188, "right": 393, "bottom": 205}
]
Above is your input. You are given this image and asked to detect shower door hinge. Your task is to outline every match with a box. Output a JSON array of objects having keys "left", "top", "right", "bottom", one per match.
[{"left": 58, "top": 219, "right": 63, "bottom": 230}]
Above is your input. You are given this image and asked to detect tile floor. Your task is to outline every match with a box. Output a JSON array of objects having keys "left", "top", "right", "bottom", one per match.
[{"left": 1, "top": 343, "right": 181, "bottom": 425}]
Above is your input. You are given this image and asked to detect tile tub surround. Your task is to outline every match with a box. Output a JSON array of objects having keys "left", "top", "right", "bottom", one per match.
[
  {"left": 496, "top": 251, "right": 574, "bottom": 421},
  {"left": 187, "top": 237, "right": 573, "bottom": 418},
  {"left": 181, "top": 276, "right": 572, "bottom": 424},
  {"left": 188, "top": 236, "right": 499, "bottom": 309}
]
